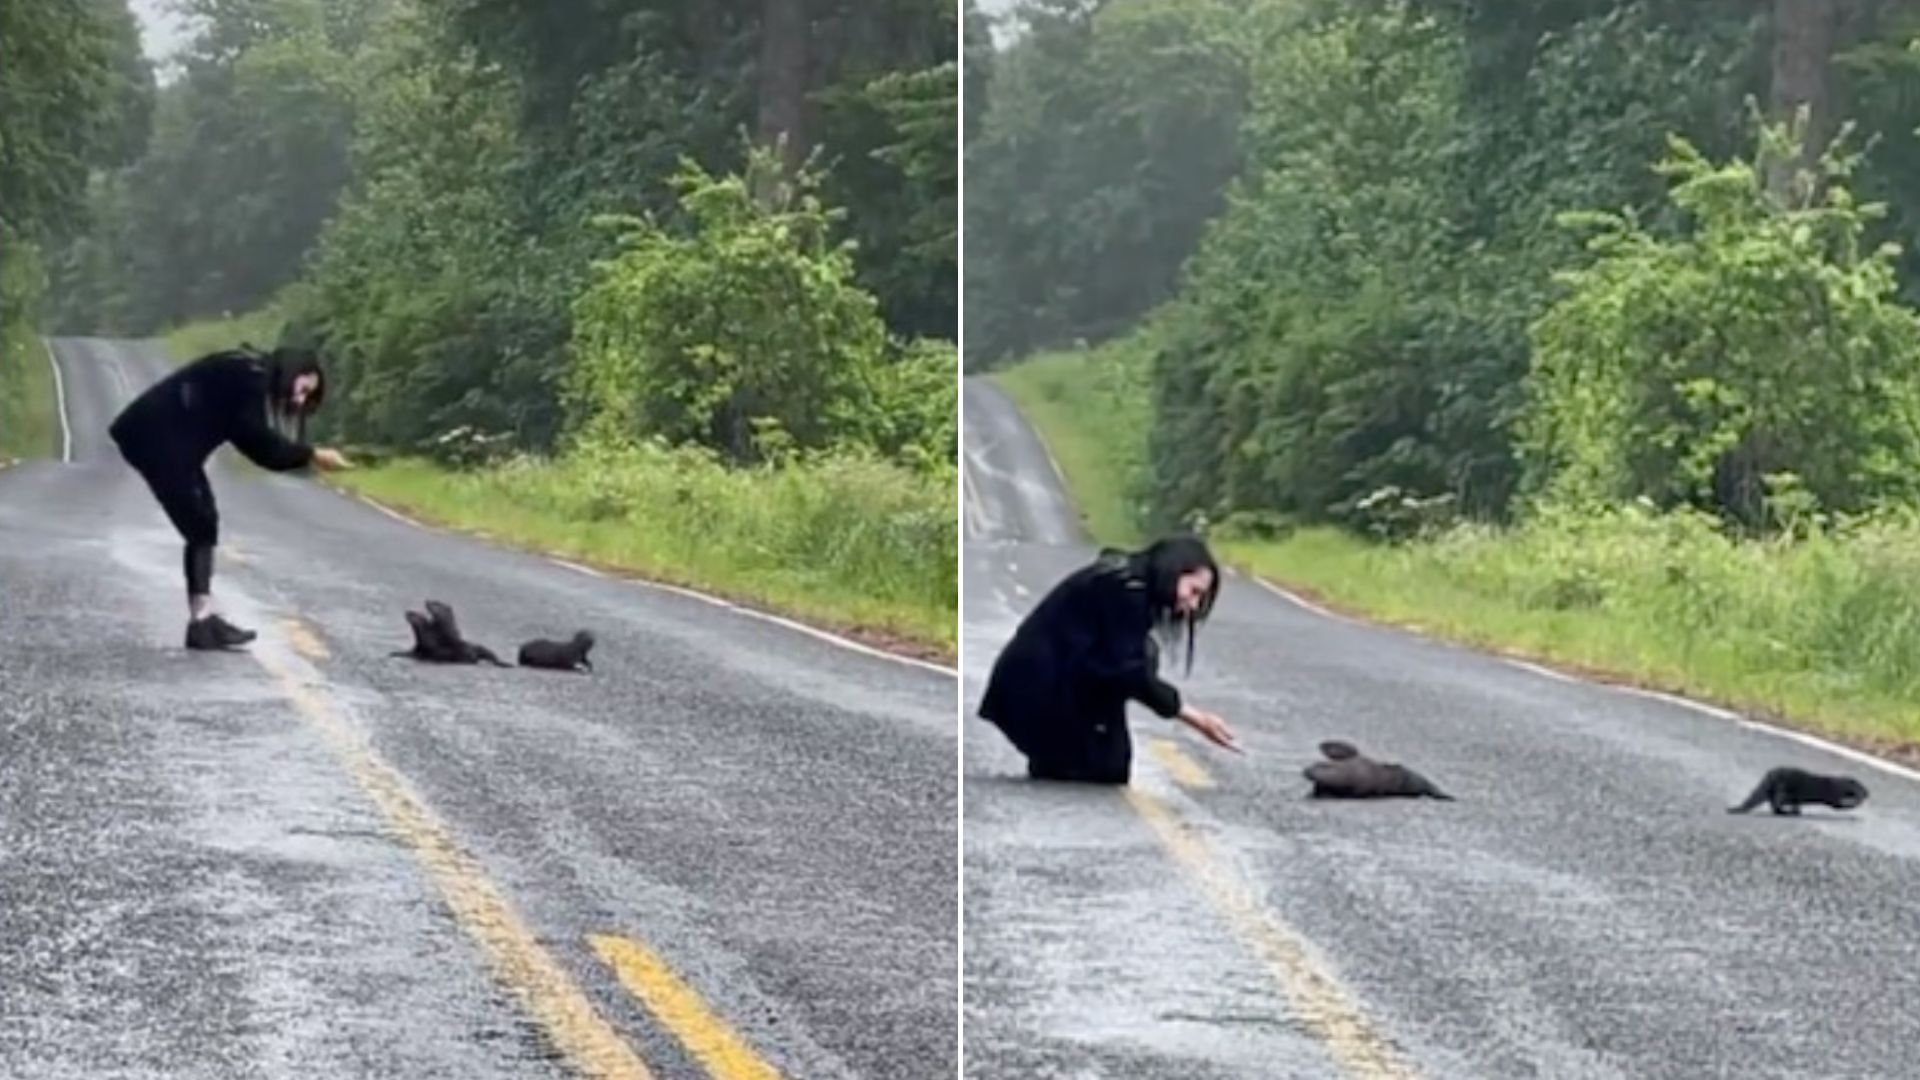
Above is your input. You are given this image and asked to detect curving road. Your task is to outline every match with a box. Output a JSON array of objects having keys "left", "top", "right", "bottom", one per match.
[
  {"left": 961, "top": 375, "right": 1920, "bottom": 1079},
  {"left": 0, "top": 338, "right": 958, "bottom": 1080}
]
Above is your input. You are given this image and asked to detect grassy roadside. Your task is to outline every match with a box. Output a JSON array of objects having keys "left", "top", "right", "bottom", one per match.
[
  {"left": 0, "top": 319, "right": 56, "bottom": 462},
  {"left": 990, "top": 344, "right": 1152, "bottom": 547},
  {"left": 992, "top": 346, "right": 1920, "bottom": 756},
  {"left": 331, "top": 453, "right": 956, "bottom": 663},
  {"left": 162, "top": 307, "right": 290, "bottom": 364}
]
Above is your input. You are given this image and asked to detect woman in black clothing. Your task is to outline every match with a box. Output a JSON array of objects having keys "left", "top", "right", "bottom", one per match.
[
  {"left": 109, "top": 345, "right": 352, "bottom": 650},
  {"left": 978, "top": 535, "right": 1241, "bottom": 784}
]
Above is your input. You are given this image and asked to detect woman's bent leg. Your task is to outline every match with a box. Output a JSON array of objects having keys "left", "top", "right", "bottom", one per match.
[{"left": 1026, "top": 704, "right": 1132, "bottom": 785}]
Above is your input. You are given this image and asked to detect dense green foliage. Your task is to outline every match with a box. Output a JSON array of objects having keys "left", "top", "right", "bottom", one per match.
[
  {"left": 0, "top": 0, "right": 151, "bottom": 457},
  {"left": 963, "top": 0, "right": 1246, "bottom": 366},
  {"left": 568, "top": 152, "right": 896, "bottom": 464},
  {"left": 49, "top": 0, "right": 956, "bottom": 472},
  {"left": 20, "top": 0, "right": 955, "bottom": 647},
  {"left": 971, "top": 0, "right": 1920, "bottom": 538},
  {"left": 1523, "top": 132, "right": 1920, "bottom": 527}
]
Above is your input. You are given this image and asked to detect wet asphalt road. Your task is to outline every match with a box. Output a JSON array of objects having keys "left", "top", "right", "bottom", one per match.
[
  {"left": 0, "top": 338, "right": 958, "bottom": 1079},
  {"left": 960, "top": 376, "right": 1920, "bottom": 1079}
]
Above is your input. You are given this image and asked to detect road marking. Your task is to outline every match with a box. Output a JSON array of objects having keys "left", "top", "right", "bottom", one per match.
[
  {"left": 1617, "top": 684, "right": 1738, "bottom": 720},
  {"left": 961, "top": 450, "right": 993, "bottom": 538},
  {"left": 1123, "top": 788, "right": 1417, "bottom": 1080},
  {"left": 43, "top": 340, "right": 71, "bottom": 463},
  {"left": 552, "top": 557, "right": 609, "bottom": 579},
  {"left": 251, "top": 641, "right": 657, "bottom": 1080},
  {"left": 353, "top": 492, "right": 429, "bottom": 530},
  {"left": 1146, "top": 737, "right": 1216, "bottom": 790},
  {"left": 589, "top": 935, "right": 784, "bottom": 1080},
  {"left": 280, "top": 617, "right": 329, "bottom": 661},
  {"left": 342, "top": 489, "right": 957, "bottom": 678},
  {"left": 1735, "top": 717, "right": 1920, "bottom": 785},
  {"left": 1250, "top": 576, "right": 1361, "bottom": 626},
  {"left": 1500, "top": 657, "right": 1578, "bottom": 685},
  {"left": 1258, "top": 569, "right": 1920, "bottom": 790}
]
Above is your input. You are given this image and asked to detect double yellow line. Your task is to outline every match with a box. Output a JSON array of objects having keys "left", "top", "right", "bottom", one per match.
[{"left": 263, "top": 619, "right": 784, "bottom": 1080}]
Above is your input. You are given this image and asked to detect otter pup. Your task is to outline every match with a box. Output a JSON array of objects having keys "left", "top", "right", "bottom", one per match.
[
  {"left": 1728, "top": 766, "right": 1868, "bottom": 816},
  {"left": 518, "top": 630, "right": 595, "bottom": 673},
  {"left": 1304, "top": 741, "right": 1454, "bottom": 801},
  {"left": 390, "top": 600, "right": 510, "bottom": 667}
]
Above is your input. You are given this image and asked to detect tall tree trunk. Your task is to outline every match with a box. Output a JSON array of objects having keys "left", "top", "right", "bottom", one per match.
[
  {"left": 756, "top": 0, "right": 811, "bottom": 177},
  {"left": 1766, "top": 0, "right": 1838, "bottom": 202}
]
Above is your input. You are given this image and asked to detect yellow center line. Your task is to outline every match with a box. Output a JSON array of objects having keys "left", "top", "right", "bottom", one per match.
[
  {"left": 590, "top": 934, "right": 786, "bottom": 1080},
  {"left": 1146, "top": 737, "right": 1216, "bottom": 790},
  {"left": 253, "top": 628, "right": 655, "bottom": 1080},
  {"left": 1123, "top": 787, "right": 1419, "bottom": 1080},
  {"left": 280, "top": 618, "right": 330, "bottom": 661}
]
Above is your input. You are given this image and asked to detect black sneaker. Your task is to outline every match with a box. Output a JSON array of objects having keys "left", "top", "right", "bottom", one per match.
[{"left": 185, "top": 615, "right": 255, "bottom": 651}]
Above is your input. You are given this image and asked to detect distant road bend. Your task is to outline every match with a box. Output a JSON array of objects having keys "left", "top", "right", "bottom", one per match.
[
  {"left": 0, "top": 337, "right": 957, "bottom": 1080},
  {"left": 961, "top": 375, "right": 1920, "bottom": 1080}
]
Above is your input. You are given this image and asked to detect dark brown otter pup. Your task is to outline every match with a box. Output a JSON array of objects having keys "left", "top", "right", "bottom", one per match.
[
  {"left": 1304, "top": 740, "right": 1454, "bottom": 801},
  {"left": 390, "top": 599, "right": 510, "bottom": 667},
  {"left": 1728, "top": 766, "right": 1867, "bottom": 816},
  {"left": 518, "top": 630, "right": 595, "bottom": 672}
]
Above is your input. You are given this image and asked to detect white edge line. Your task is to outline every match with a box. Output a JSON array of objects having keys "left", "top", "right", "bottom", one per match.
[
  {"left": 345, "top": 488, "right": 957, "bottom": 679},
  {"left": 43, "top": 339, "right": 71, "bottom": 463},
  {"left": 1512, "top": 635, "right": 1920, "bottom": 786},
  {"left": 1500, "top": 657, "right": 1580, "bottom": 685},
  {"left": 1735, "top": 718, "right": 1920, "bottom": 785},
  {"left": 354, "top": 493, "right": 425, "bottom": 529},
  {"left": 1249, "top": 575, "right": 1360, "bottom": 626},
  {"left": 1616, "top": 685, "right": 1740, "bottom": 721},
  {"left": 549, "top": 557, "right": 607, "bottom": 579},
  {"left": 1244, "top": 554, "right": 1920, "bottom": 787}
]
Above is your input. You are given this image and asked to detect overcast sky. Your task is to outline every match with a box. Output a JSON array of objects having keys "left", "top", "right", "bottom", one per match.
[{"left": 128, "top": 0, "right": 191, "bottom": 64}]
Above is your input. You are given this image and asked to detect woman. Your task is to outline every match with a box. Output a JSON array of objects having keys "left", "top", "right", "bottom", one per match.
[
  {"left": 109, "top": 344, "right": 353, "bottom": 650},
  {"left": 978, "top": 535, "right": 1241, "bottom": 784}
]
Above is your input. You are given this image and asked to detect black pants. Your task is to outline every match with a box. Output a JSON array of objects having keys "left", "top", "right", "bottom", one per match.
[
  {"left": 118, "top": 439, "right": 218, "bottom": 599},
  {"left": 1009, "top": 705, "right": 1134, "bottom": 785}
]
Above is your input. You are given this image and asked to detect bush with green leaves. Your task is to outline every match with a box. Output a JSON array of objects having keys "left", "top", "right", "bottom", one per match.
[
  {"left": 566, "top": 149, "right": 891, "bottom": 466},
  {"left": 1521, "top": 122, "right": 1920, "bottom": 528},
  {"left": 1145, "top": 3, "right": 1473, "bottom": 532}
]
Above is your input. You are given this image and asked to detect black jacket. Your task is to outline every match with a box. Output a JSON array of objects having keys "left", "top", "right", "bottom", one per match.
[
  {"left": 979, "top": 556, "right": 1182, "bottom": 753},
  {"left": 109, "top": 350, "right": 315, "bottom": 473}
]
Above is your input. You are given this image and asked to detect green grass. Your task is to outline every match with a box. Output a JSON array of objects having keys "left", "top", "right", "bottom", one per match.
[
  {"left": 1219, "top": 512, "right": 1920, "bottom": 747},
  {"left": 995, "top": 345, "right": 1920, "bottom": 752},
  {"left": 990, "top": 341, "right": 1153, "bottom": 547},
  {"left": 332, "top": 445, "right": 958, "bottom": 661},
  {"left": 0, "top": 317, "right": 56, "bottom": 461},
  {"left": 162, "top": 306, "right": 291, "bottom": 364}
]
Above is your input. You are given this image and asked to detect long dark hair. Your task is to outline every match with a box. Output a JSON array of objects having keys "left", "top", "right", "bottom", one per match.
[
  {"left": 1109, "top": 534, "right": 1221, "bottom": 675},
  {"left": 263, "top": 345, "right": 325, "bottom": 441}
]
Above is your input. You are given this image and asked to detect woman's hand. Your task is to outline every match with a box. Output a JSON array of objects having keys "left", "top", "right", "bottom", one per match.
[
  {"left": 311, "top": 447, "right": 353, "bottom": 471},
  {"left": 1178, "top": 704, "right": 1242, "bottom": 754}
]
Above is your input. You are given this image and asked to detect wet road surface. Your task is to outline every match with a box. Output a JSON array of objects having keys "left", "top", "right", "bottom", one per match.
[
  {"left": 1, "top": 338, "right": 958, "bottom": 1079},
  {"left": 961, "top": 374, "right": 1920, "bottom": 1080}
]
